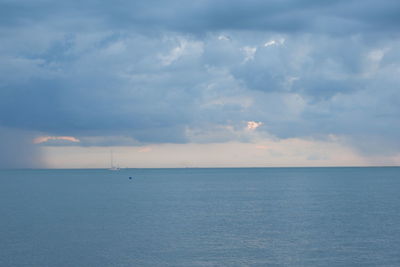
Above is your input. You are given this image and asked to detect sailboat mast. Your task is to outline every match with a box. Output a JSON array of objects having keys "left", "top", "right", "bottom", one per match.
[
  {"left": 110, "top": 150, "right": 114, "bottom": 168},
  {"left": 109, "top": 149, "right": 120, "bottom": 170}
]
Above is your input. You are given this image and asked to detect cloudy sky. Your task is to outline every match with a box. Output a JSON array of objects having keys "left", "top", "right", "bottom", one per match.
[{"left": 1, "top": 0, "right": 400, "bottom": 168}]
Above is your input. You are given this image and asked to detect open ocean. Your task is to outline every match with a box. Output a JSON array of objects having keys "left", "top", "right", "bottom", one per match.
[{"left": 1, "top": 167, "right": 400, "bottom": 266}]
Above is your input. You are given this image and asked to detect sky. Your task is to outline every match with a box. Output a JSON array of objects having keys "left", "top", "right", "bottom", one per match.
[{"left": 1, "top": 0, "right": 400, "bottom": 168}]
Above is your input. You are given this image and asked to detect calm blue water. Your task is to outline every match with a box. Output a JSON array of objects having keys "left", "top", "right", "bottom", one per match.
[{"left": 1, "top": 167, "right": 400, "bottom": 266}]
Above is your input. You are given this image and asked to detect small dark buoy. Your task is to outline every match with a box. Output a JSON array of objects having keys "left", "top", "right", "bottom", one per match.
[{"left": 129, "top": 177, "right": 132, "bottom": 179}]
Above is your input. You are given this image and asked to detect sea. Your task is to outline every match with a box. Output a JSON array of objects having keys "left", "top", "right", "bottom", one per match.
[{"left": 1, "top": 167, "right": 400, "bottom": 266}]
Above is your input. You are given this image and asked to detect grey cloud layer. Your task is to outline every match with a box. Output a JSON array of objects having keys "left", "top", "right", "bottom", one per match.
[
  {"left": 2, "top": 0, "right": 399, "bottom": 34},
  {"left": 0, "top": 0, "right": 399, "bottom": 155}
]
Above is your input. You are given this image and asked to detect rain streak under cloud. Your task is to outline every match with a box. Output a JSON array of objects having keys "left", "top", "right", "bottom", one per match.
[{"left": 1, "top": 0, "right": 400, "bottom": 167}]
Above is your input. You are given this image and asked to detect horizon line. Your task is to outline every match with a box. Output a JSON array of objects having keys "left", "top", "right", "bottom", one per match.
[{"left": 1, "top": 165, "right": 400, "bottom": 171}]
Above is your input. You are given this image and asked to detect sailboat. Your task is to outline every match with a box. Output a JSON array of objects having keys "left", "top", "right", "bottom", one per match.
[{"left": 109, "top": 150, "right": 120, "bottom": 171}]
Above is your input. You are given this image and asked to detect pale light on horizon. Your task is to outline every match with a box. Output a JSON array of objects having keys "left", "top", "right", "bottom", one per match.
[{"left": 39, "top": 137, "right": 400, "bottom": 169}]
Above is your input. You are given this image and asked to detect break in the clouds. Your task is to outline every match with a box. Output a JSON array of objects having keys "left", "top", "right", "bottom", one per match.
[{"left": 1, "top": 0, "right": 400, "bottom": 167}]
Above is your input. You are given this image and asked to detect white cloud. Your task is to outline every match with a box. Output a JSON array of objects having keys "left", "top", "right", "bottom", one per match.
[
  {"left": 242, "top": 46, "right": 257, "bottom": 62},
  {"left": 159, "top": 38, "right": 204, "bottom": 66},
  {"left": 247, "top": 121, "right": 263, "bottom": 130},
  {"left": 218, "top": 35, "right": 231, "bottom": 41},
  {"left": 160, "top": 40, "right": 188, "bottom": 66},
  {"left": 264, "top": 38, "right": 285, "bottom": 47}
]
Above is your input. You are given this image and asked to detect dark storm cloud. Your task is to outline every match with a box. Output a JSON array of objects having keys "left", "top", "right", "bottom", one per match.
[
  {"left": 0, "top": 0, "right": 400, "bottom": 167},
  {"left": 1, "top": 0, "right": 400, "bottom": 34}
]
